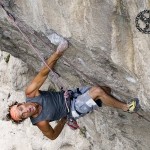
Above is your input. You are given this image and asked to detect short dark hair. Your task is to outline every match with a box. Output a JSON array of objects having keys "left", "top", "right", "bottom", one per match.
[{"left": 6, "top": 101, "right": 25, "bottom": 124}]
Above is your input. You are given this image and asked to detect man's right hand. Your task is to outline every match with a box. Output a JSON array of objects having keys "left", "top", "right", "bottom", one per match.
[{"left": 56, "top": 40, "right": 69, "bottom": 54}]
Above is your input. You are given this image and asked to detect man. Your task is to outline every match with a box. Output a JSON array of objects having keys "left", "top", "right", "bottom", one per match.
[{"left": 7, "top": 39, "right": 139, "bottom": 140}]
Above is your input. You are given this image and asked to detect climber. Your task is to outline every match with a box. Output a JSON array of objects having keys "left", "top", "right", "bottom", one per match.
[{"left": 6, "top": 39, "right": 140, "bottom": 140}]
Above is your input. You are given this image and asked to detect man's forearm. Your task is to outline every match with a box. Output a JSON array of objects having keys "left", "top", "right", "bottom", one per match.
[
  {"left": 51, "top": 118, "right": 67, "bottom": 140},
  {"left": 40, "top": 52, "right": 62, "bottom": 76}
]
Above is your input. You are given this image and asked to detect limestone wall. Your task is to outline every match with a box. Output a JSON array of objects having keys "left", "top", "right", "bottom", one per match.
[{"left": 0, "top": 0, "right": 150, "bottom": 149}]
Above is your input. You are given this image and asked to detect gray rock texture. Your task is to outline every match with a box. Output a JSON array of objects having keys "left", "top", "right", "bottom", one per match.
[{"left": 0, "top": 0, "right": 150, "bottom": 150}]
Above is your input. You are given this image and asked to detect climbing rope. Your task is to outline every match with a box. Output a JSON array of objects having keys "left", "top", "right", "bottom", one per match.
[
  {"left": 0, "top": 3, "right": 55, "bottom": 75},
  {"left": 0, "top": 3, "right": 99, "bottom": 88}
]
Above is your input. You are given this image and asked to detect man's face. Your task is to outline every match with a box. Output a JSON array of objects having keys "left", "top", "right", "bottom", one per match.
[{"left": 10, "top": 102, "right": 37, "bottom": 121}]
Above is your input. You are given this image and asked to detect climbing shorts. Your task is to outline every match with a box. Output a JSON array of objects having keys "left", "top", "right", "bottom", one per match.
[{"left": 71, "top": 87, "right": 99, "bottom": 119}]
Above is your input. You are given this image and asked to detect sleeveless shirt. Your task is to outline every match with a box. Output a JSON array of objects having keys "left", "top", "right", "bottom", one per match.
[{"left": 26, "top": 91, "right": 67, "bottom": 125}]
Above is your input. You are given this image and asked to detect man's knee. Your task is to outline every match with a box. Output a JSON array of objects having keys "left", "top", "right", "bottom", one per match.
[
  {"left": 101, "top": 86, "right": 111, "bottom": 94},
  {"left": 89, "top": 86, "right": 106, "bottom": 99},
  {"left": 92, "top": 86, "right": 105, "bottom": 95}
]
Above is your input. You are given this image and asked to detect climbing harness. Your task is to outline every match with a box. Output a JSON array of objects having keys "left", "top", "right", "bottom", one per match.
[{"left": 63, "top": 88, "right": 86, "bottom": 130}]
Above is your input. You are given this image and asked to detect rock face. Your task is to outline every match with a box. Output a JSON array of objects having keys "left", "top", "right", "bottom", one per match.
[{"left": 0, "top": 0, "right": 150, "bottom": 150}]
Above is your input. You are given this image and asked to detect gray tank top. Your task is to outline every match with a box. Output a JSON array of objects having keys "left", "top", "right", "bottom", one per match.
[{"left": 26, "top": 91, "right": 67, "bottom": 125}]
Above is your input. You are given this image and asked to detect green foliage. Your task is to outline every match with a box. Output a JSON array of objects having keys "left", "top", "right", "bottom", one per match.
[
  {"left": 79, "top": 126, "right": 87, "bottom": 138},
  {"left": 4, "top": 54, "right": 10, "bottom": 63}
]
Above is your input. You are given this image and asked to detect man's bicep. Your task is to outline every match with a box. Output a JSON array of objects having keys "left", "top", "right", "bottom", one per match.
[{"left": 25, "top": 82, "right": 40, "bottom": 97}]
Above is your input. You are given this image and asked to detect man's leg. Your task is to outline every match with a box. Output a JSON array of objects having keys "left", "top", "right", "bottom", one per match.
[
  {"left": 101, "top": 86, "right": 111, "bottom": 95},
  {"left": 88, "top": 86, "right": 128, "bottom": 111}
]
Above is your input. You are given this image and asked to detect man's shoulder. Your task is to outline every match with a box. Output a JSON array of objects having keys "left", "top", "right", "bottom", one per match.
[
  {"left": 25, "top": 90, "right": 41, "bottom": 98},
  {"left": 26, "top": 91, "right": 42, "bottom": 103}
]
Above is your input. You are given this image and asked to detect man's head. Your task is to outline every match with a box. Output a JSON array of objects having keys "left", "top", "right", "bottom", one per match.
[{"left": 7, "top": 102, "right": 38, "bottom": 124}]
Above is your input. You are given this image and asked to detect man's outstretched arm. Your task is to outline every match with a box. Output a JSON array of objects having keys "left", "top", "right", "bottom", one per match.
[{"left": 25, "top": 40, "right": 68, "bottom": 97}]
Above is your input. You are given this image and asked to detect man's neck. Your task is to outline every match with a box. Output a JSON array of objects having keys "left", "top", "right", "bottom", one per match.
[{"left": 31, "top": 103, "right": 42, "bottom": 118}]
